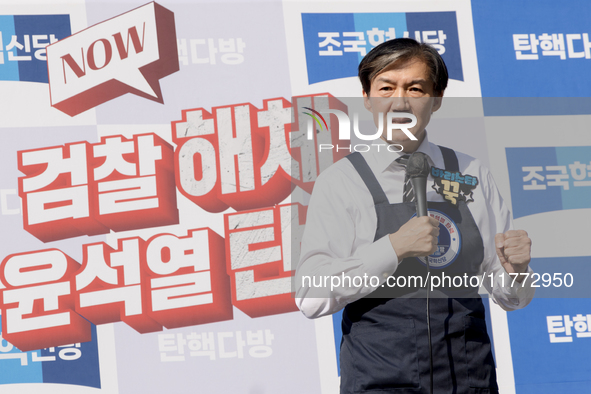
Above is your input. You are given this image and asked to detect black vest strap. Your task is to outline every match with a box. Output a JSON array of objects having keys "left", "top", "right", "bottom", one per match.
[
  {"left": 438, "top": 145, "right": 459, "bottom": 172},
  {"left": 346, "top": 152, "right": 389, "bottom": 205}
]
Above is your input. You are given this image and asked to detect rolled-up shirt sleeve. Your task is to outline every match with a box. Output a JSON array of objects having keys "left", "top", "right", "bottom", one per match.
[
  {"left": 479, "top": 169, "right": 536, "bottom": 311},
  {"left": 295, "top": 167, "right": 399, "bottom": 319}
]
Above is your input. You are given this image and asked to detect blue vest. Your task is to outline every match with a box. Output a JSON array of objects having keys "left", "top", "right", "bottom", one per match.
[{"left": 340, "top": 147, "right": 498, "bottom": 394}]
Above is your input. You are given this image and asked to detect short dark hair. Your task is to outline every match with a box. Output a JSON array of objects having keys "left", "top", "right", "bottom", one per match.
[{"left": 358, "top": 38, "right": 448, "bottom": 95}]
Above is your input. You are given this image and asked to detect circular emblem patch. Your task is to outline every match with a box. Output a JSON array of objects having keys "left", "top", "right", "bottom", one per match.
[{"left": 413, "top": 209, "right": 461, "bottom": 269}]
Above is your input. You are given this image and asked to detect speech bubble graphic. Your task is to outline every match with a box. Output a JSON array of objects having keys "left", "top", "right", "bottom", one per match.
[{"left": 46, "top": 2, "right": 179, "bottom": 116}]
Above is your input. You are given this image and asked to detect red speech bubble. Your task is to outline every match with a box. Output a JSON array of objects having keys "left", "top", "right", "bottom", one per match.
[{"left": 47, "top": 2, "right": 179, "bottom": 117}]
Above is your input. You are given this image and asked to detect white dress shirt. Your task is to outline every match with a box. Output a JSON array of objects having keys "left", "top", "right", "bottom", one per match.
[{"left": 296, "top": 133, "right": 535, "bottom": 318}]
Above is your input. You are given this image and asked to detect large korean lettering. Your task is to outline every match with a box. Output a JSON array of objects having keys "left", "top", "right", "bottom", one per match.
[
  {"left": 18, "top": 133, "right": 178, "bottom": 242},
  {"left": 173, "top": 98, "right": 294, "bottom": 212},
  {"left": 0, "top": 250, "right": 90, "bottom": 351},
  {"left": 143, "top": 228, "right": 233, "bottom": 328},
  {"left": 224, "top": 203, "right": 306, "bottom": 317},
  {"left": 173, "top": 94, "right": 347, "bottom": 210}
]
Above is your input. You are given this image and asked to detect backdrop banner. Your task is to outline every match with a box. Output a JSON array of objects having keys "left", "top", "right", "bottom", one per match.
[{"left": 0, "top": 1, "right": 589, "bottom": 393}]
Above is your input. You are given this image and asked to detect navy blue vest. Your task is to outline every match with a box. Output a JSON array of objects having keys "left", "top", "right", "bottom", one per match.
[{"left": 339, "top": 147, "right": 498, "bottom": 394}]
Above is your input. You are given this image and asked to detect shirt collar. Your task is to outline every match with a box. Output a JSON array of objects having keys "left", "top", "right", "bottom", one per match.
[{"left": 413, "top": 133, "right": 437, "bottom": 167}]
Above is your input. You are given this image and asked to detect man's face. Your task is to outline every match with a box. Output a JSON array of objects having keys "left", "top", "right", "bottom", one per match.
[{"left": 363, "top": 59, "right": 443, "bottom": 152}]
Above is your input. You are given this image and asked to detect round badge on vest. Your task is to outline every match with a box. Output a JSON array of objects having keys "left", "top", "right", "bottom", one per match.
[{"left": 411, "top": 209, "right": 461, "bottom": 269}]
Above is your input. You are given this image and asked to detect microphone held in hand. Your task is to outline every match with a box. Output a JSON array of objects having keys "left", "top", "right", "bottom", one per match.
[
  {"left": 406, "top": 152, "right": 430, "bottom": 217},
  {"left": 406, "top": 151, "right": 434, "bottom": 394}
]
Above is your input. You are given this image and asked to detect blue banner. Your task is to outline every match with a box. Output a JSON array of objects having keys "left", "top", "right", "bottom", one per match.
[
  {"left": 507, "top": 294, "right": 591, "bottom": 393},
  {"left": 506, "top": 146, "right": 591, "bottom": 218},
  {"left": 0, "top": 14, "right": 71, "bottom": 83},
  {"left": 302, "top": 12, "right": 462, "bottom": 85},
  {"left": 472, "top": 0, "right": 591, "bottom": 97},
  {"left": 0, "top": 321, "right": 101, "bottom": 388}
]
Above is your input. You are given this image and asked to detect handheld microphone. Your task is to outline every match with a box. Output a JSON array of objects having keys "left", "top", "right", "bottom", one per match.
[
  {"left": 406, "top": 151, "right": 434, "bottom": 394},
  {"left": 406, "top": 152, "right": 430, "bottom": 217}
]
